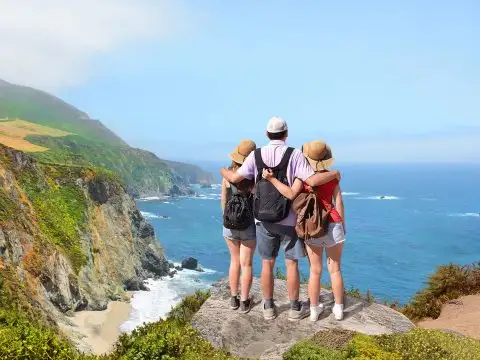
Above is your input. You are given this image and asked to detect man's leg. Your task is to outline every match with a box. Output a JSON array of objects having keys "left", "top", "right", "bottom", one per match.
[
  {"left": 285, "top": 258, "right": 300, "bottom": 302},
  {"left": 283, "top": 226, "right": 309, "bottom": 320},
  {"left": 256, "top": 222, "right": 281, "bottom": 319}
]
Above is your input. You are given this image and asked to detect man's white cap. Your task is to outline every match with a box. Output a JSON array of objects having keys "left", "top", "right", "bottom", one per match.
[{"left": 266, "top": 116, "right": 288, "bottom": 134}]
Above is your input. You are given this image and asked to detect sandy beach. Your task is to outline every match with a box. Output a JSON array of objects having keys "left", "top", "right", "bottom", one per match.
[
  {"left": 69, "top": 301, "right": 132, "bottom": 355},
  {"left": 418, "top": 294, "right": 480, "bottom": 339}
]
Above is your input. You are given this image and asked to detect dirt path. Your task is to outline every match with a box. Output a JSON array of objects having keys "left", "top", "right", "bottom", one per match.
[{"left": 418, "top": 294, "right": 480, "bottom": 339}]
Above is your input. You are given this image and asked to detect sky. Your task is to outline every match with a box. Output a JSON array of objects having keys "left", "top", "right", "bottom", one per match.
[{"left": 0, "top": 0, "right": 478, "bottom": 163}]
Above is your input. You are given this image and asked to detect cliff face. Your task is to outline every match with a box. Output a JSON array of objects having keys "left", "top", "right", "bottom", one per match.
[{"left": 0, "top": 145, "right": 169, "bottom": 318}]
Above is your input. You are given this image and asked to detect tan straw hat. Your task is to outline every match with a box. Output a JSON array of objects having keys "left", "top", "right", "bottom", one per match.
[
  {"left": 302, "top": 140, "right": 335, "bottom": 171},
  {"left": 229, "top": 139, "right": 256, "bottom": 164}
]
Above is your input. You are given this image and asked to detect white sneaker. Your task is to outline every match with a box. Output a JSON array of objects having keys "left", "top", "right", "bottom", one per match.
[
  {"left": 332, "top": 304, "right": 344, "bottom": 320},
  {"left": 309, "top": 304, "right": 325, "bottom": 322}
]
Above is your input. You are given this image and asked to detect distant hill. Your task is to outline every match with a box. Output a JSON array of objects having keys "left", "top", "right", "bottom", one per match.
[{"left": 0, "top": 79, "right": 213, "bottom": 195}]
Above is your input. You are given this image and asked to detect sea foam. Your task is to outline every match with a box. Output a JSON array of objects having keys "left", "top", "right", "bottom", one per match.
[
  {"left": 120, "top": 266, "right": 216, "bottom": 333},
  {"left": 448, "top": 212, "right": 480, "bottom": 217}
]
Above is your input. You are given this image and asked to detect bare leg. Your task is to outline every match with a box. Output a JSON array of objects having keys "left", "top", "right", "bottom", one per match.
[
  {"left": 306, "top": 245, "right": 323, "bottom": 307},
  {"left": 285, "top": 259, "right": 300, "bottom": 301},
  {"left": 261, "top": 259, "right": 275, "bottom": 300},
  {"left": 326, "top": 243, "right": 344, "bottom": 305},
  {"left": 239, "top": 240, "right": 256, "bottom": 301},
  {"left": 224, "top": 237, "right": 241, "bottom": 296}
]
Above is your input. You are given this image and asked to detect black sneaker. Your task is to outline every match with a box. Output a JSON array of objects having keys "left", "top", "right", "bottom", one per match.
[
  {"left": 239, "top": 298, "right": 253, "bottom": 314},
  {"left": 230, "top": 296, "right": 240, "bottom": 310}
]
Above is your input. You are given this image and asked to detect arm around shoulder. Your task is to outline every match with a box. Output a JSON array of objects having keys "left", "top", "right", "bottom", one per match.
[{"left": 305, "top": 169, "right": 341, "bottom": 187}]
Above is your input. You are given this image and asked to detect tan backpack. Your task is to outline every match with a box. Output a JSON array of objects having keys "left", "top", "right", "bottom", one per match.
[{"left": 292, "top": 191, "right": 331, "bottom": 240}]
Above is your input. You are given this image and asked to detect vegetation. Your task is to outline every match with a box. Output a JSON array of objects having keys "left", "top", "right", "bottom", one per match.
[
  {"left": 284, "top": 328, "right": 480, "bottom": 360},
  {"left": 19, "top": 164, "right": 89, "bottom": 272},
  {"left": 401, "top": 262, "right": 480, "bottom": 321},
  {"left": 0, "top": 188, "right": 18, "bottom": 222},
  {"left": 0, "top": 269, "right": 83, "bottom": 360}
]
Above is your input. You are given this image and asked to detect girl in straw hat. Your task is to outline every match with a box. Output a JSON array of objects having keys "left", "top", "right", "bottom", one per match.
[
  {"left": 221, "top": 139, "right": 257, "bottom": 314},
  {"left": 262, "top": 140, "right": 346, "bottom": 321}
]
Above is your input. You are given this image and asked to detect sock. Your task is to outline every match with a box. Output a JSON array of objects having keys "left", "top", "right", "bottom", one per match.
[
  {"left": 264, "top": 298, "right": 274, "bottom": 309},
  {"left": 290, "top": 299, "right": 301, "bottom": 311}
]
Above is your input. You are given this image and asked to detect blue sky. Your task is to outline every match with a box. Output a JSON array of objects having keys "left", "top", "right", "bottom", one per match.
[{"left": 1, "top": 1, "right": 478, "bottom": 163}]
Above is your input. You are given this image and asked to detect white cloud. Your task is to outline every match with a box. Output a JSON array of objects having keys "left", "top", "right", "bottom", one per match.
[{"left": 0, "top": 0, "right": 193, "bottom": 91}]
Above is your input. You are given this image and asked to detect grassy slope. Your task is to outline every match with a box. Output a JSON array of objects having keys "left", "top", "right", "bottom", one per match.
[{"left": 0, "top": 79, "right": 212, "bottom": 194}]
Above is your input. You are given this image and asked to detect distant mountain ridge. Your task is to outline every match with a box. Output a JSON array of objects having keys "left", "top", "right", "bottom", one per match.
[{"left": 0, "top": 79, "right": 213, "bottom": 195}]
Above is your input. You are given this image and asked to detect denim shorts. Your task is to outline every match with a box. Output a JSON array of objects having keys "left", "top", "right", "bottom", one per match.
[
  {"left": 256, "top": 222, "right": 306, "bottom": 260},
  {"left": 223, "top": 224, "right": 256, "bottom": 241},
  {"left": 304, "top": 222, "right": 345, "bottom": 248}
]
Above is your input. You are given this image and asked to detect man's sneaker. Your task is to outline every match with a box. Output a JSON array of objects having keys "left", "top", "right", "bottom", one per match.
[
  {"left": 262, "top": 302, "right": 277, "bottom": 320},
  {"left": 230, "top": 296, "right": 240, "bottom": 310},
  {"left": 309, "top": 304, "right": 325, "bottom": 322},
  {"left": 239, "top": 298, "right": 253, "bottom": 314},
  {"left": 332, "top": 304, "right": 344, "bottom": 320},
  {"left": 288, "top": 302, "right": 310, "bottom": 321}
]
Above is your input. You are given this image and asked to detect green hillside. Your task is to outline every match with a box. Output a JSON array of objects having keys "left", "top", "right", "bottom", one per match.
[
  {"left": 0, "top": 79, "right": 212, "bottom": 195},
  {"left": 0, "top": 79, "right": 125, "bottom": 146}
]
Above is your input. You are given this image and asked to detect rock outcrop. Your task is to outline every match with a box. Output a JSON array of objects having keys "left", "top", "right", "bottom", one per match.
[
  {"left": 192, "top": 278, "right": 415, "bottom": 359},
  {"left": 0, "top": 145, "right": 168, "bottom": 319}
]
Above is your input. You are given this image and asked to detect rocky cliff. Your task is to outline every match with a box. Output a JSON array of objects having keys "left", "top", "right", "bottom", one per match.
[
  {"left": 0, "top": 144, "right": 169, "bottom": 319},
  {"left": 192, "top": 278, "right": 415, "bottom": 359}
]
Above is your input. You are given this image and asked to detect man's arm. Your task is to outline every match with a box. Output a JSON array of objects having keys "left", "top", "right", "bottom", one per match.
[
  {"left": 304, "top": 170, "right": 341, "bottom": 187},
  {"left": 220, "top": 167, "right": 245, "bottom": 184}
]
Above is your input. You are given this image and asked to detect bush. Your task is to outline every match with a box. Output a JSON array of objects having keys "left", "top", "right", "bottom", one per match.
[
  {"left": 0, "top": 270, "right": 82, "bottom": 360},
  {"left": 401, "top": 262, "right": 480, "bottom": 321},
  {"left": 166, "top": 290, "right": 211, "bottom": 323},
  {"left": 283, "top": 329, "right": 480, "bottom": 360}
]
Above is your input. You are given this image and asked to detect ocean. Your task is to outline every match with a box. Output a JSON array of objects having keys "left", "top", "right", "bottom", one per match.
[{"left": 121, "top": 164, "right": 480, "bottom": 332}]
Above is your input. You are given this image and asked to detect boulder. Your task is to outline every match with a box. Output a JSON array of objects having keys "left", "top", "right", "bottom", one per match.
[
  {"left": 192, "top": 278, "right": 414, "bottom": 359},
  {"left": 168, "top": 270, "right": 177, "bottom": 278},
  {"left": 124, "top": 277, "right": 149, "bottom": 291},
  {"left": 181, "top": 257, "right": 198, "bottom": 270}
]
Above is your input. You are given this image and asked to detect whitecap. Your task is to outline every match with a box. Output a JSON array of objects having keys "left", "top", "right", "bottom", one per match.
[
  {"left": 342, "top": 192, "right": 360, "bottom": 196},
  {"left": 448, "top": 213, "right": 480, "bottom": 217},
  {"left": 355, "top": 195, "right": 400, "bottom": 200},
  {"left": 141, "top": 211, "right": 160, "bottom": 219}
]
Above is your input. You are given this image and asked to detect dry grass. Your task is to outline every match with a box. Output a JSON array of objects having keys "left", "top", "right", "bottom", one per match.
[{"left": 0, "top": 119, "right": 70, "bottom": 152}]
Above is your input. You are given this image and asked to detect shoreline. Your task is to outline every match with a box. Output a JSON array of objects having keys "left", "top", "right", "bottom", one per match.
[{"left": 69, "top": 300, "right": 132, "bottom": 355}]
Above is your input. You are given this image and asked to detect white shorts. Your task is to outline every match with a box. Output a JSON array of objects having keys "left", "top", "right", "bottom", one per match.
[{"left": 304, "top": 222, "right": 345, "bottom": 248}]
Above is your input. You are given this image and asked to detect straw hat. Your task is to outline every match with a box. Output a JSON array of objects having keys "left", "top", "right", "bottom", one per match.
[
  {"left": 302, "top": 140, "right": 334, "bottom": 171},
  {"left": 229, "top": 139, "right": 256, "bottom": 164}
]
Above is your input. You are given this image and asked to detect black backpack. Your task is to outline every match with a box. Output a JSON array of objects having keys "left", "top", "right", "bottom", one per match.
[
  {"left": 253, "top": 147, "right": 294, "bottom": 223},
  {"left": 223, "top": 184, "right": 253, "bottom": 230}
]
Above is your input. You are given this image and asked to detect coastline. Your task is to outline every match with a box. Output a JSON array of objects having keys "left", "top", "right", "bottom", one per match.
[{"left": 68, "top": 300, "right": 132, "bottom": 355}]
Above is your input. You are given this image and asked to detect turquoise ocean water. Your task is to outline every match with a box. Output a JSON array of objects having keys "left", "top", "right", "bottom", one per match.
[{"left": 122, "top": 164, "right": 480, "bottom": 331}]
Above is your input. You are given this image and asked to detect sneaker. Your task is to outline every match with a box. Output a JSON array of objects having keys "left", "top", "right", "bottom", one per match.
[
  {"left": 230, "top": 296, "right": 240, "bottom": 310},
  {"left": 262, "top": 301, "right": 277, "bottom": 320},
  {"left": 239, "top": 298, "right": 253, "bottom": 314},
  {"left": 332, "top": 304, "right": 344, "bottom": 320},
  {"left": 309, "top": 304, "right": 325, "bottom": 322},
  {"left": 288, "top": 302, "right": 310, "bottom": 321}
]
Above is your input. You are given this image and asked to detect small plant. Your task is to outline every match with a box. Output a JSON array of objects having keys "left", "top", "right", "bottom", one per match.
[
  {"left": 275, "top": 267, "right": 287, "bottom": 280},
  {"left": 401, "top": 262, "right": 480, "bottom": 321}
]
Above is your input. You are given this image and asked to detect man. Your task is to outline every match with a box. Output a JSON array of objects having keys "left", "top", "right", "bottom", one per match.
[{"left": 220, "top": 117, "right": 340, "bottom": 321}]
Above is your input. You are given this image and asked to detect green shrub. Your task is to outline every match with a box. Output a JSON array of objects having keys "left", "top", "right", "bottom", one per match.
[
  {"left": 284, "top": 339, "right": 347, "bottom": 360},
  {"left": 402, "top": 262, "right": 480, "bottom": 320},
  {"left": 0, "top": 188, "right": 17, "bottom": 221},
  {"left": 377, "top": 329, "right": 480, "bottom": 360},
  {"left": 0, "top": 271, "right": 82, "bottom": 360},
  {"left": 284, "top": 328, "right": 480, "bottom": 360},
  {"left": 167, "top": 290, "right": 211, "bottom": 323},
  {"left": 108, "top": 318, "right": 232, "bottom": 360}
]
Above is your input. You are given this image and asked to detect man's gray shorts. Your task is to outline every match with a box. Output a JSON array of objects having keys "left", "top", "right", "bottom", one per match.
[{"left": 256, "top": 222, "right": 306, "bottom": 260}]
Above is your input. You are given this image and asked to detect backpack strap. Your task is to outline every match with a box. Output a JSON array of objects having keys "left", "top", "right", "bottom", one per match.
[
  {"left": 275, "top": 147, "right": 294, "bottom": 170},
  {"left": 254, "top": 148, "right": 266, "bottom": 182}
]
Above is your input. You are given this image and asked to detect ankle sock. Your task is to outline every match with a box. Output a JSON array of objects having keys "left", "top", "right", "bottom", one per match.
[
  {"left": 264, "top": 298, "right": 274, "bottom": 309},
  {"left": 290, "top": 299, "right": 301, "bottom": 311}
]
